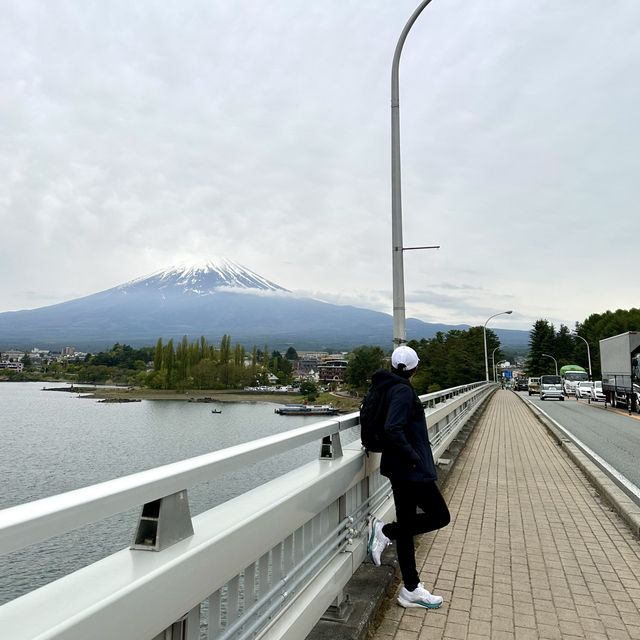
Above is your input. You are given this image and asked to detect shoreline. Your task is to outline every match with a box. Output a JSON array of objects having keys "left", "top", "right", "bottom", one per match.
[
  {"left": 44, "top": 385, "right": 361, "bottom": 412},
  {"left": 83, "top": 388, "right": 302, "bottom": 404}
]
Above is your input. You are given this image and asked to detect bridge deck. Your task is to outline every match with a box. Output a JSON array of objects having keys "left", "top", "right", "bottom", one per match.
[{"left": 371, "top": 390, "right": 640, "bottom": 640}]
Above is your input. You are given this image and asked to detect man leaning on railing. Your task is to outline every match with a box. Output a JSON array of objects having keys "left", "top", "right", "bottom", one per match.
[{"left": 367, "top": 345, "right": 451, "bottom": 609}]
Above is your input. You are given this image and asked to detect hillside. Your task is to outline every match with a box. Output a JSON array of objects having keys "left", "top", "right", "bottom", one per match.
[{"left": 0, "top": 259, "right": 530, "bottom": 351}]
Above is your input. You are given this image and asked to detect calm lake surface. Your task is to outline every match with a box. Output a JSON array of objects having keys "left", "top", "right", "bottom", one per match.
[{"left": 0, "top": 382, "right": 354, "bottom": 605}]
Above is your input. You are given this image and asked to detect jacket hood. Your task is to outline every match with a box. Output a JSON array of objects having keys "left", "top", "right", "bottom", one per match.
[{"left": 370, "top": 368, "right": 411, "bottom": 391}]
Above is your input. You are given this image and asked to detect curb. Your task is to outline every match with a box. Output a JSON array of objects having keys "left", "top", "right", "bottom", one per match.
[{"left": 306, "top": 388, "right": 496, "bottom": 640}]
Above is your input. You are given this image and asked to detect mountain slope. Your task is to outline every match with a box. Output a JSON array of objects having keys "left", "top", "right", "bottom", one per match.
[{"left": 0, "top": 259, "right": 529, "bottom": 350}]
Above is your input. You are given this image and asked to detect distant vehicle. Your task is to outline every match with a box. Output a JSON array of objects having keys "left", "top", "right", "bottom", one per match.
[
  {"left": 560, "top": 365, "right": 588, "bottom": 397},
  {"left": 574, "top": 381, "right": 594, "bottom": 399},
  {"left": 590, "top": 381, "right": 606, "bottom": 403},
  {"left": 600, "top": 332, "right": 640, "bottom": 412},
  {"left": 540, "top": 375, "right": 564, "bottom": 401},
  {"left": 527, "top": 377, "right": 540, "bottom": 395},
  {"left": 514, "top": 378, "right": 528, "bottom": 391}
]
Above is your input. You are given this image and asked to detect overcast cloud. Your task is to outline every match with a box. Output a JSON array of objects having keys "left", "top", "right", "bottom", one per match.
[{"left": 1, "top": 0, "right": 638, "bottom": 332}]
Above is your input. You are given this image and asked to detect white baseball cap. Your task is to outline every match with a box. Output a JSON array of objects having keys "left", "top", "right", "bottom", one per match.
[{"left": 391, "top": 345, "right": 419, "bottom": 371}]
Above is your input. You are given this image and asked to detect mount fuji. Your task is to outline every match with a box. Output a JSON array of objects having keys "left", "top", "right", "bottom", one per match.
[{"left": 0, "top": 259, "right": 529, "bottom": 350}]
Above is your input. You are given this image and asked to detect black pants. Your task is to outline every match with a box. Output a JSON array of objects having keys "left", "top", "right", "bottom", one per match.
[{"left": 382, "top": 480, "right": 450, "bottom": 591}]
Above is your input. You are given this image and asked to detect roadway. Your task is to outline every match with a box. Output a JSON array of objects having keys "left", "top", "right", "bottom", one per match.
[{"left": 516, "top": 390, "right": 640, "bottom": 493}]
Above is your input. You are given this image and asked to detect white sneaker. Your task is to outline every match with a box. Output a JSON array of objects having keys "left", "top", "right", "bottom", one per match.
[
  {"left": 367, "top": 518, "right": 390, "bottom": 566},
  {"left": 397, "top": 582, "right": 443, "bottom": 609}
]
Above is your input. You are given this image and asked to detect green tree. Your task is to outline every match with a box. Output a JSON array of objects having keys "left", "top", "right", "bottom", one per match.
[
  {"left": 408, "top": 326, "right": 497, "bottom": 393},
  {"left": 525, "top": 320, "right": 556, "bottom": 375},
  {"left": 345, "top": 346, "right": 385, "bottom": 393},
  {"left": 219, "top": 335, "right": 232, "bottom": 386},
  {"left": 285, "top": 347, "right": 299, "bottom": 361},
  {"left": 191, "top": 359, "right": 217, "bottom": 389},
  {"left": 554, "top": 324, "right": 575, "bottom": 367},
  {"left": 164, "top": 339, "right": 175, "bottom": 388},
  {"left": 269, "top": 351, "right": 293, "bottom": 384},
  {"left": 299, "top": 380, "right": 318, "bottom": 401},
  {"left": 154, "top": 338, "right": 163, "bottom": 371}
]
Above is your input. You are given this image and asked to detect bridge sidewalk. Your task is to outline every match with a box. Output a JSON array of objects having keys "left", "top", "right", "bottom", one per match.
[{"left": 371, "top": 390, "right": 640, "bottom": 640}]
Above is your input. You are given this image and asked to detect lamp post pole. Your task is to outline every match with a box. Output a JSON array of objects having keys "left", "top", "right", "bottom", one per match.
[
  {"left": 541, "top": 353, "right": 558, "bottom": 376},
  {"left": 483, "top": 310, "right": 513, "bottom": 381},
  {"left": 391, "top": 0, "right": 437, "bottom": 346},
  {"left": 572, "top": 333, "right": 592, "bottom": 380},
  {"left": 491, "top": 346, "right": 500, "bottom": 382}
]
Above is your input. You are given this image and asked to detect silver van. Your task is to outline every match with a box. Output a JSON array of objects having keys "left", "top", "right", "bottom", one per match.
[{"left": 540, "top": 375, "right": 564, "bottom": 401}]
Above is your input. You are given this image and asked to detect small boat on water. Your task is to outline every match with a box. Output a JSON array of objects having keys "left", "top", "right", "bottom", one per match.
[
  {"left": 211, "top": 409, "right": 222, "bottom": 414},
  {"left": 274, "top": 404, "right": 339, "bottom": 416}
]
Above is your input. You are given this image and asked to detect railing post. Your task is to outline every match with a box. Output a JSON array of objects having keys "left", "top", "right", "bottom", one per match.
[
  {"left": 321, "top": 590, "right": 354, "bottom": 623},
  {"left": 320, "top": 432, "right": 343, "bottom": 459},
  {"left": 131, "top": 490, "right": 194, "bottom": 552}
]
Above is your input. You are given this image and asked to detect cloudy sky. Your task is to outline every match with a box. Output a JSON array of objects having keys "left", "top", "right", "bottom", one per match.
[{"left": 2, "top": 0, "right": 638, "bottom": 331}]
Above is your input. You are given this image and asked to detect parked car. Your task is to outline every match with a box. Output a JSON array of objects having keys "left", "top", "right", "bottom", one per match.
[
  {"left": 590, "top": 380, "right": 606, "bottom": 402},
  {"left": 540, "top": 375, "right": 564, "bottom": 401},
  {"left": 527, "top": 377, "right": 540, "bottom": 395},
  {"left": 575, "top": 381, "right": 594, "bottom": 399}
]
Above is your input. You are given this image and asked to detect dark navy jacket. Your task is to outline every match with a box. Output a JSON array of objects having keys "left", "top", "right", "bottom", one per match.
[{"left": 371, "top": 369, "right": 438, "bottom": 483}]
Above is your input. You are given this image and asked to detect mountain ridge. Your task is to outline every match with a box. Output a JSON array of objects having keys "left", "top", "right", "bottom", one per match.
[{"left": 0, "top": 260, "right": 530, "bottom": 351}]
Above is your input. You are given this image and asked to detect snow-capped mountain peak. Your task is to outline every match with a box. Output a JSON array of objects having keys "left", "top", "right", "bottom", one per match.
[{"left": 119, "top": 258, "right": 289, "bottom": 295}]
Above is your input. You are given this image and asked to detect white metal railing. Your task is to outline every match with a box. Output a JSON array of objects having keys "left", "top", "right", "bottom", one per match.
[{"left": 0, "top": 381, "right": 493, "bottom": 640}]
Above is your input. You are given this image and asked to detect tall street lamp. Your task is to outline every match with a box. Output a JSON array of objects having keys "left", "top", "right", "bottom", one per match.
[
  {"left": 572, "top": 332, "right": 592, "bottom": 380},
  {"left": 483, "top": 310, "right": 513, "bottom": 381},
  {"left": 541, "top": 353, "right": 558, "bottom": 375},
  {"left": 391, "top": 0, "right": 438, "bottom": 346}
]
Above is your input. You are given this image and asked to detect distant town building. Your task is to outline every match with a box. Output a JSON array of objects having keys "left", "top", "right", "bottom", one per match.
[
  {"left": 2, "top": 350, "right": 25, "bottom": 362},
  {"left": 293, "top": 357, "right": 320, "bottom": 375},
  {"left": 0, "top": 361, "right": 24, "bottom": 372},
  {"left": 317, "top": 359, "right": 348, "bottom": 383},
  {"left": 298, "top": 352, "right": 329, "bottom": 360}
]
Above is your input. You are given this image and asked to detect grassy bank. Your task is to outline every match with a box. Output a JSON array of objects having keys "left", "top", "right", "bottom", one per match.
[{"left": 79, "top": 387, "right": 361, "bottom": 413}]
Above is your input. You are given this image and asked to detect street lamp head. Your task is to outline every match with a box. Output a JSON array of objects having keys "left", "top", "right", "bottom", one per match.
[{"left": 505, "top": 310, "right": 513, "bottom": 315}]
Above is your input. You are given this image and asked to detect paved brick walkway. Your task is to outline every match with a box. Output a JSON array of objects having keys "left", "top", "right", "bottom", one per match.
[{"left": 371, "top": 390, "right": 640, "bottom": 640}]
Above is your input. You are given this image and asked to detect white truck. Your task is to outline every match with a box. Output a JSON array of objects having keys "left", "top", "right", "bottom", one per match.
[
  {"left": 599, "top": 331, "right": 640, "bottom": 413},
  {"left": 560, "top": 365, "right": 588, "bottom": 397}
]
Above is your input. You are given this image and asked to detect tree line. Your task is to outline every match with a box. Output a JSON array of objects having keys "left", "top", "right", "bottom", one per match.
[
  {"left": 16, "top": 338, "right": 299, "bottom": 388},
  {"left": 344, "top": 326, "right": 501, "bottom": 395},
  {"left": 146, "top": 335, "right": 294, "bottom": 390},
  {"left": 347, "top": 307, "right": 640, "bottom": 394},
  {"left": 527, "top": 308, "right": 640, "bottom": 378},
  {"left": 12, "top": 306, "right": 639, "bottom": 390}
]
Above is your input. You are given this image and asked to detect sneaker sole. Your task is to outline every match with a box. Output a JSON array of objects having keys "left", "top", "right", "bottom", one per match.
[{"left": 397, "top": 597, "right": 442, "bottom": 609}]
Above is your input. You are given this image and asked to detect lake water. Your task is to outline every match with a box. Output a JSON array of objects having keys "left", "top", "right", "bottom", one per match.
[{"left": 0, "top": 382, "right": 353, "bottom": 605}]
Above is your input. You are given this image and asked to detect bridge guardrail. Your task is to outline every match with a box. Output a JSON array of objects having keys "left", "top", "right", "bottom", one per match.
[{"left": 0, "top": 381, "right": 493, "bottom": 640}]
